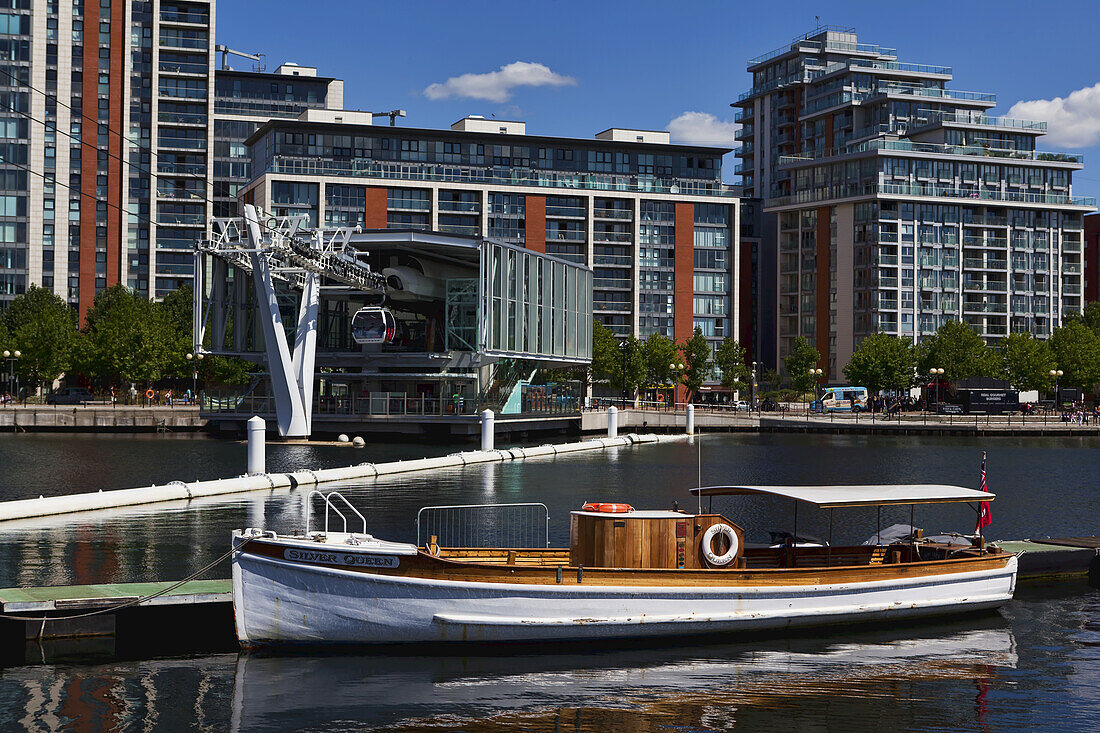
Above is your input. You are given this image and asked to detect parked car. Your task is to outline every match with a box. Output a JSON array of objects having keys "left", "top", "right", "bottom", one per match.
[
  {"left": 46, "top": 387, "right": 94, "bottom": 405},
  {"left": 733, "top": 400, "right": 750, "bottom": 411}
]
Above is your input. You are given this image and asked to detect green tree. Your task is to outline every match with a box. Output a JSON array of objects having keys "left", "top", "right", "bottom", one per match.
[
  {"left": 763, "top": 367, "right": 780, "bottom": 392},
  {"left": 998, "top": 332, "right": 1055, "bottom": 392},
  {"left": 75, "top": 285, "right": 170, "bottom": 386},
  {"left": 642, "top": 333, "right": 679, "bottom": 387},
  {"left": 590, "top": 320, "right": 620, "bottom": 385},
  {"left": 784, "top": 337, "right": 820, "bottom": 393},
  {"left": 679, "top": 327, "right": 712, "bottom": 402},
  {"left": 157, "top": 284, "right": 194, "bottom": 379},
  {"left": 915, "top": 320, "right": 996, "bottom": 380},
  {"left": 1049, "top": 320, "right": 1100, "bottom": 393},
  {"left": 1077, "top": 301, "right": 1100, "bottom": 338},
  {"left": 1, "top": 285, "right": 77, "bottom": 392},
  {"left": 842, "top": 334, "right": 915, "bottom": 411},
  {"left": 714, "top": 337, "right": 749, "bottom": 393}
]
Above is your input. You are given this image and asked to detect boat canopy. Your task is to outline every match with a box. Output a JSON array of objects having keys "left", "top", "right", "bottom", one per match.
[{"left": 688, "top": 484, "right": 994, "bottom": 509}]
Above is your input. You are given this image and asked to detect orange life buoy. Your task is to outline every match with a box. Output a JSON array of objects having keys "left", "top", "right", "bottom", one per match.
[
  {"left": 146, "top": 389, "right": 155, "bottom": 399},
  {"left": 581, "top": 502, "right": 634, "bottom": 513},
  {"left": 657, "top": 393, "right": 665, "bottom": 403}
]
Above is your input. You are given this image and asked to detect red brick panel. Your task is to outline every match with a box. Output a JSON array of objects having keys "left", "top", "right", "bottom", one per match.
[
  {"left": 739, "top": 240, "right": 753, "bottom": 362},
  {"left": 106, "top": 0, "right": 124, "bottom": 289},
  {"left": 673, "top": 202, "right": 695, "bottom": 343},
  {"left": 1086, "top": 213, "right": 1100, "bottom": 302},
  {"left": 78, "top": 1, "right": 99, "bottom": 321},
  {"left": 364, "top": 187, "right": 387, "bottom": 229},
  {"left": 524, "top": 195, "right": 545, "bottom": 252},
  {"left": 815, "top": 206, "right": 831, "bottom": 377}
]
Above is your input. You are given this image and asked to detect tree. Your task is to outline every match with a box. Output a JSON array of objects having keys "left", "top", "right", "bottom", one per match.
[
  {"left": 784, "top": 337, "right": 820, "bottom": 393},
  {"left": 1077, "top": 301, "right": 1100, "bottom": 339},
  {"left": 714, "top": 337, "right": 749, "bottom": 393},
  {"left": 914, "top": 320, "right": 996, "bottom": 380},
  {"left": 842, "top": 334, "right": 915, "bottom": 411},
  {"left": 590, "top": 320, "right": 620, "bottom": 386},
  {"left": 75, "top": 285, "right": 171, "bottom": 386},
  {"left": 679, "top": 327, "right": 712, "bottom": 402},
  {"left": 997, "top": 332, "right": 1055, "bottom": 392},
  {"left": 158, "top": 284, "right": 194, "bottom": 379},
  {"left": 642, "top": 333, "right": 679, "bottom": 388},
  {"left": 1, "top": 285, "right": 77, "bottom": 392},
  {"left": 1049, "top": 320, "right": 1100, "bottom": 393},
  {"left": 762, "top": 367, "right": 780, "bottom": 392}
]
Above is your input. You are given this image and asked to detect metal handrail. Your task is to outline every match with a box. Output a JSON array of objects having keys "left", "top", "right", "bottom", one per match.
[
  {"left": 305, "top": 490, "right": 367, "bottom": 535},
  {"left": 416, "top": 502, "right": 550, "bottom": 548}
]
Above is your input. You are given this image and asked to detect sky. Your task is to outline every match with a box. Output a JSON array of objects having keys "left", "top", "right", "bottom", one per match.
[{"left": 217, "top": 0, "right": 1100, "bottom": 199}]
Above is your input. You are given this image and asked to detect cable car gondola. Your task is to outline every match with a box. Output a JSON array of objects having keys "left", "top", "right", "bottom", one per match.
[{"left": 351, "top": 307, "right": 397, "bottom": 345}]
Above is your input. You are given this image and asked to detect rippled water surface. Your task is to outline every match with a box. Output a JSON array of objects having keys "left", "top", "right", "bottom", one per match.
[{"left": 0, "top": 431, "right": 1097, "bottom": 730}]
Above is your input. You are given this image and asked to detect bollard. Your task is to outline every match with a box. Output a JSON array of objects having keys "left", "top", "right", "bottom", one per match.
[
  {"left": 247, "top": 416, "right": 266, "bottom": 475},
  {"left": 607, "top": 406, "right": 618, "bottom": 438},
  {"left": 686, "top": 404, "right": 695, "bottom": 435},
  {"left": 481, "top": 409, "right": 495, "bottom": 451}
]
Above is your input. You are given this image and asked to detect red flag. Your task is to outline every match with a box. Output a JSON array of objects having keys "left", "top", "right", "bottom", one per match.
[{"left": 976, "top": 451, "right": 992, "bottom": 532}]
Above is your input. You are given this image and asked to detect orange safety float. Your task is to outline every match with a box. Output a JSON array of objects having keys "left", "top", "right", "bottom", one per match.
[
  {"left": 581, "top": 502, "right": 634, "bottom": 513},
  {"left": 656, "top": 393, "right": 665, "bottom": 403},
  {"left": 146, "top": 389, "right": 155, "bottom": 400}
]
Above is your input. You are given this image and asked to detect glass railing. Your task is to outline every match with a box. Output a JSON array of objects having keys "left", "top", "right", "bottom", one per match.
[
  {"left": 546, "top": 206, "right": 586, "bottom": 218},
  {"left": 157, "top": 162, "right": 206, "bottom": 175},
  {"left": 437, "top": 224, "right": 479, "bottom": 236},
  {"left": 437, "top": 201, "right": 481, "bottom": 213},
  {"left": 264, "top": 157, "right": 737, "bottom": 198},
  {"left": 158, "top": 137, "right": 206, "bottom": 150},
  {"left": 158, "top": 111, "right": 206, "bottom": 125},
  {"left": 160, "top": 11, "right": 208, "bottom": 24},
  {"left": 912, "top": 110, "right": 1046, "bottom": 132},
  {"left": 593, "top": 208, "right": 632, "bottom": 219},
  {"left": 594, "top": 278, "right": 631, "bottom": 289},
  {"left": 593, "top": 254, "right": 633, "bottom": 266},
  {"left": 879, "top": 182, "right": 1095, "bottom": 207},
  {"left": 849, "top": 59, "right": 952, "bottom": 75},
  {"left": 871, "top": 84, "right": 995, "bottom": 103},
  {"left": 593, "top": 231, "right": 632, "bottom": 243},
  {"left": 159, "top": 61, "right": 207, "bottom": 75},
  {"left": 780, "top": 138, "right": 1084, "bottom": 165}
]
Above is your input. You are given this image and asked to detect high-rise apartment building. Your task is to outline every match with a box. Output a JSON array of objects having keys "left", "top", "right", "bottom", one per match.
[
  {"left": 213, "top": 60, "right": 343, "bottom": 217},
  {"left": 238, "top": 114, "right": 739, "bottom": 389},
  {"left": 0, "top": 0, "right": 215, "bottom": 314},
  {"left": 734, "top": 27, "right": 1095, "bottom": 376}
]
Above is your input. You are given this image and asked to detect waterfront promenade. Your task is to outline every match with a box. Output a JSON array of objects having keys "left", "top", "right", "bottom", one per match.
[{"left": 0, "top": 404, "right": 201, "bottom": 431}]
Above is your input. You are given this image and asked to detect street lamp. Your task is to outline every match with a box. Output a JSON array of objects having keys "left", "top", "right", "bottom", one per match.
[
  {"left": 619, "top": 340, "right": 631, "bottom": 407},
  {"left": 3, "top": 349, "right": 19, "bottom": 403},
  {"left": 186, "top": 352, "right": 205, "bottom": 405},
  {"left": 669, "top": 361, "right": 685, "bottom": 407},
  {"left": 1050, "top": 369, "right": 1064, "bottom": 409},
  {"left": 751, "top": 361, "right": 758, "bottom": 411},
  {"left": 930, "top": 368, "right": 944, "bottom": 413},
  {"left": 809, "top": 367, "right": 823, "bottom": 411}
]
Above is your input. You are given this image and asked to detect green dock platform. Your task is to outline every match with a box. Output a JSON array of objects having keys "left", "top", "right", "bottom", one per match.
[{"left": 0, "top": 579, "right": 231, "bottom": 614}]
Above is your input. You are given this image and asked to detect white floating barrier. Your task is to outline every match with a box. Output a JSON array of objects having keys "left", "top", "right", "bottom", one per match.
[{"left": 0, "top": 434, "right": 664, "bottom": 522}]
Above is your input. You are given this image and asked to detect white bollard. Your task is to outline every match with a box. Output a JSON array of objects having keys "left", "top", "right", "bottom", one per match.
[
  {"left": 607, "top": 406, "right": 618, "bottom": 438},
  {"left": 247, "top": 416, "right": 266, "bottom": 475},
  {"left": 481, "top": 409, "right": 495, "bottom": 451},
  {"left": 686, "top": 404, "right": 695, "bottom": 435}
]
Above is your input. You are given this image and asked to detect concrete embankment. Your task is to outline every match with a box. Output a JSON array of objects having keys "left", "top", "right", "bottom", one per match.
[
  {"left": 0, "top": 433, "right": 673, "bottom": 522},
  {"left": 0, "top": 406, "right": 202, "bottom": 431}
]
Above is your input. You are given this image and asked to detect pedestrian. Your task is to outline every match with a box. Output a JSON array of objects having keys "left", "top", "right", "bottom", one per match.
[
  {"left": 185, "top": 388, "right": 192, "bottom": 405},
  {"left": 165, "top": 389, "right": 173, "bottom": 407},
  {"left": 130, "top": 384, "right": 138, "bottom": 405},
  {"left": 110, "top": 386, "right": 116, "bottom": 406}
]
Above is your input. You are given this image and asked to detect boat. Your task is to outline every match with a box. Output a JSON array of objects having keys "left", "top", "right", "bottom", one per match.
[{"left": 230, "top": 484, "right": 1018, "bottom": 647}]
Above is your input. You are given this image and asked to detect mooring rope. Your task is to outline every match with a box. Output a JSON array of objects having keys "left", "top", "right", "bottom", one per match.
[{"left": 2, "top": 538, "right": 251, "bottom": 634}]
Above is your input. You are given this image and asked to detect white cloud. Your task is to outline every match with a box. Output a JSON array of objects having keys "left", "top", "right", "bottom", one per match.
[
  {"left": 1007, "top": 83, "right": 1100, "bottom": 147},
  {"left": 666, "top": 111, "right": 739, "bottom": 146},
  {"left": 423, "top": 62, "right": 576, "bottom": 103}
]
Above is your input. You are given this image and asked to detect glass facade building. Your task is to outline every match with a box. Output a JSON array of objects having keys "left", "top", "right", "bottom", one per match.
[
  {"left": 734, "top": 27, "right": 1096, "bottom": 376},
  {"left": 241, "top": 116, "right": 741, "bottom": 387},
  {"left": 0, "top": 0, "right": 215, "bottom": 313}
]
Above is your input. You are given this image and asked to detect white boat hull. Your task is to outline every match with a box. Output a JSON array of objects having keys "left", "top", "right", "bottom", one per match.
[{"left": 232, "top": 539, "right": 1018, "bottom": 646}]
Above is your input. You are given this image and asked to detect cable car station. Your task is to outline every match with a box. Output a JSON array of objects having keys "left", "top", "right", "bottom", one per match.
[{"left": 193, "top": 204, "right": 592, "bottom": 438}]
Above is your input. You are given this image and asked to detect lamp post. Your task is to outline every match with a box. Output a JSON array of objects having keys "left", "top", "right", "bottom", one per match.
[
  {"left": 809, "top": 367, "right": 823, "bottom": 412},
  {"left": 3, "top": 349, "right": 19, "bottom": 403},
  {"left": 619, "top": 339, "right": 630, "bottom": 408},
  {"left": 1050, "top": 369, "right": 1063, "bottom": 410},
  {"left": 186, "top": 352, "right": 204, "bottom": 405},
  {"left": 751, "top": 361, "right": 757, "bottom": 411},
  {"left": 669, "top": 361, "right": 685, "bottom": 407},
  {"left": 930, "top": 368, "right": 944, "bottom": 413}
]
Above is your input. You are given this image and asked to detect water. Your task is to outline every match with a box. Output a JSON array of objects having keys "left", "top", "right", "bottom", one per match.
[{"left": 0, "top": 432, "right": 1098, "bottom": 730}]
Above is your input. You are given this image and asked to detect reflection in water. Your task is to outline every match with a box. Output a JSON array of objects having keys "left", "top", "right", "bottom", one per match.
[{"left": 229, "top": 623, "right": 1018, "bottom": 732}]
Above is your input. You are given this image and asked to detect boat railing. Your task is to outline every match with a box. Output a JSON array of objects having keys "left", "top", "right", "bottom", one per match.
[
  {"left": 416, "top": 503, "right": 550, "bottom": 549},
  {"left": 305, "top": 490, "right": 368, "bottom": 536}
]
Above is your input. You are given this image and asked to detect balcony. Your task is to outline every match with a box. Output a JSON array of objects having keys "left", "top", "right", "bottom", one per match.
[
  {"left": 160, "top": 10, "right": 209, "bottom": 25},
  {"left": 593, "top": 231, "right": 632, "bottom": 244},
  {"left": 265, "top": 157, "right": 738, "bottom": 198},
  {"left": 593, "top": 254, "right": 633, "bottom": 267},
  {"left": 437, "top": 201, "right": 481, "bottom": 214},
  {"left": 546, "top": 205, "right": 586, "bottom": 218},
  {"left": 594, "top": 278, "right": 631, "bottom": 289},
  {"left": 593, "top": 208, "right": 632, "bottom": 220}
]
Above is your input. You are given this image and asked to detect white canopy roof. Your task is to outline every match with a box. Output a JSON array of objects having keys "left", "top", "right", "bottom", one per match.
[{"left": 688, "top": 484, "right": 994, "bottom": 509}]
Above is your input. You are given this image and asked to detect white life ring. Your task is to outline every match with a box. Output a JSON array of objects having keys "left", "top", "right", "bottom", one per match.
[{"left": 702, "top": 523, "right": 740, "bottom": 567}]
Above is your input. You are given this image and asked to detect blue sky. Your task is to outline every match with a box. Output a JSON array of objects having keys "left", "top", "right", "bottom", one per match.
[{"left": 217, "top": 0, "right": 1100, "bottom": 198}]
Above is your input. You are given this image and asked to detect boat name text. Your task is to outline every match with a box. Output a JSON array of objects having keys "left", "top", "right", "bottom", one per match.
[{"left": 283, "top": 548, "right": 400, "bottom": 568}]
